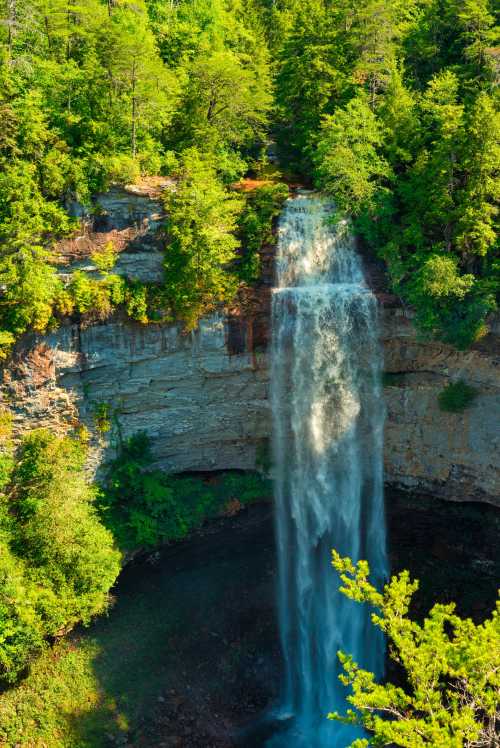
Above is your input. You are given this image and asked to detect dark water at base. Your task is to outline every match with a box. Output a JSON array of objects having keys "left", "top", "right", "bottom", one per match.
[{"left": 60, "top": 494, "right": 498, "bottom": 746}]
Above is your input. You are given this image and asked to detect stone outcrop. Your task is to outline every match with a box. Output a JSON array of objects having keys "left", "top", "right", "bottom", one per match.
[
  {"left": 382, "top": 309, "right": 500, "bottom": 505},
  {"left": 1, "top": 184, "right": 498, "bottom": 505},
  {"left": 57, "top": 177, "right": 173, "bottom": 283},
  {"left": 1, "top": 316, "right": 270, "bottom": 476}
]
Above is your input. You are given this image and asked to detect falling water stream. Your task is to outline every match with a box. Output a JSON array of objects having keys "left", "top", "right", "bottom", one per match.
[{"left": 270, "top": 192, "right": 388, "bottom": 747}]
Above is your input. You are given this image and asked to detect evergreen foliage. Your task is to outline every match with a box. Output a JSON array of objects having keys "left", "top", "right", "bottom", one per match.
[
  {"left": 330, "top": 551, "right": 500, "bottom": 748},
  {"left": 163, "top": 148, "right": 243, "bottom": 329},
  {"left": 0, "top": 428, "right": 120, "bottom": 684},
  {"left": 98, "top": 432, "right": 272, "bottom": 551},
  {"left": 298, "top": 0, "right": 500, "bottom": 348},
  {"left": 237, "top": 182, "right": 289, "bottom": 282},
  {"left": 0, "top": 0, "right": 497, "bottom": 353},
  {"left": 0, "top": 0, "right": 273, "bottom": 358}
]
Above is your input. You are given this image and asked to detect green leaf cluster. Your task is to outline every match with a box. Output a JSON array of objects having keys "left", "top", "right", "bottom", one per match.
[
  {"left": 330, "top": 550, "right": 500, "bottom": 747},
  {"left": 98, "top": 432, "right": 272, "bottom": 551},
  {"left": 163, "top": 148, "right": 244, "bottom": 329},
  {"left": 265, "top": 0, "right": 499, "bottom": 348},
  {"left": 0, "top": 0, "right": 274, "bottom": 358},
  {"left": 236, "top": 182, "right": 289, "bottom": 282},
  {"left": 0, "top": 429, "right": 121, "bottom": 684}
]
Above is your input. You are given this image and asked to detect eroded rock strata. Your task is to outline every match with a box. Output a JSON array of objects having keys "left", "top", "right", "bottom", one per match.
[{"left": 1, "top": 185, "right": 498, "bottom": 505}]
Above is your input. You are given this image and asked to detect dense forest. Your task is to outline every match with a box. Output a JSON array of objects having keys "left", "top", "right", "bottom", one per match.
[
  {"left": 0, "top": 0, "right": 498, "bottom": 358},
  {"left": 0, "top": 0, "right": 498, "bottom": 718}
]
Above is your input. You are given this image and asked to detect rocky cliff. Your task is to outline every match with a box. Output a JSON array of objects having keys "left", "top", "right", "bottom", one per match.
[
  {"left": 382, "top": 309, "right": 499, "bottom": 505},
  {"left": 1, "top": 315, "right": 270, "bottom": 476},
  {"left": 1, "top": 185, "right": 498, "bottom": 505}
]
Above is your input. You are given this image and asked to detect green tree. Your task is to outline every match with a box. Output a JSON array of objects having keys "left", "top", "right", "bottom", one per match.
[
  {"left": 163, "top": 148, "right": 243, "bottom": 329},
  {"left": 455, "top": 0, "right": 498, "bottom": 83},
  {"left": 330, "top": 551, "right": 500, "bottom": 748},
  {"left": 455, "top": 92, "right": 499, "bottom": 261},
  {"left": 175, "top": 48, "right": 271, "bottom": 155},
  {"left": 0, "top": 532, "right": 45, "bottom": 683},
  {"left": 314, "top": 92, "right": 391, "bottom": 214},
  {"left": 0, "top": 430, "right": 121, "bottom": 683},
  {"left": 11, "top": 430, "right": 121, "bottom": 633},
  {"left": 237, "top": 181, "right": 289, "bottom": 282},
  {"left": 97, "top": 1, "right": 178, "bottom": 160},
  {"left": 349, "top": 0, "right": 406, "bottom": 108},
  {"left": 274, "top": 0, "right": 345, "bottom": 171}
]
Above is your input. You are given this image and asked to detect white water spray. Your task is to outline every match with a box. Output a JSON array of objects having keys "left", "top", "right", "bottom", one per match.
[{"left": 270, "top": 193, "right": 387, "bottom": 747}]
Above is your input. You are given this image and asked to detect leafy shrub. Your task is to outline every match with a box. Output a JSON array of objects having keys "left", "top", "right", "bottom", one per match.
[
  {"left": 69, "top": 272, "right": 126, "bottom": 320},
  {"left": 237, "top": 182, "right": 289, "bottom": 282},
  {"left": 438, "top": 380, "right": 478, "bottom": 412},
  {"left": 0, "top": 533, "right": 45, "bottom": 683},
  {"left": 99, "top": 433, "right": 272, "bottom": 551},
  {"left": 93, "top": 403, "right": 113, "bottom": 435},
  {"left": 163, "top": 148, "right": 243, "bottom": 330},
  {"left": 0, "top": 430, "right": 121, "bottom": 683},
  {"left": 124, "top": 282, "right": 149, "bottom": 324},
  {"left": 91, "top": 242, "right": 119, "bottom": 273},
  {"left": 331, "top": 552, "right": 500, "bottom": 747}
]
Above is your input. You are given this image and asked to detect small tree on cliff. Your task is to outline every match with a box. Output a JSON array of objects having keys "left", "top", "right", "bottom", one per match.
[
  {"left": 330, "top": 550, "right": 500, "bottom": 747},
  {"left": 163, "top": 148, "right": 243, "bottom": 330}
]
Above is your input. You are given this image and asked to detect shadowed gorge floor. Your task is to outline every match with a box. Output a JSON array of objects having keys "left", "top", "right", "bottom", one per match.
[{"left": 0, "top": 495, "right": 498, "bottom": 746}]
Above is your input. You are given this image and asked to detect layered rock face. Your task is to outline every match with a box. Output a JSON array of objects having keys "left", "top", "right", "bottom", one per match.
[
  {"left": 382, "top": 310, "right": 500, "bottom": 506},
  {"left": 2, "top": 181, "right": 270, "bottom": 476},
  {"left": 1, "top": 316, "right": 270, "bottom": 476},
  {"left": 1, "top": 185, "right": 498, "bottom": 505},
  {"left": 57, "top": 178, "right": 171, "bottom": 282}
]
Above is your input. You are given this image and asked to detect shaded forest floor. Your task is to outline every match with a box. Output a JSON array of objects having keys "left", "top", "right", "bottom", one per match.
[
  {"left": 0, "top": 505, "right": 280, "bottom": 748},
  {"left": 0, "top": 494, "right": 498, "bottom": 747}
]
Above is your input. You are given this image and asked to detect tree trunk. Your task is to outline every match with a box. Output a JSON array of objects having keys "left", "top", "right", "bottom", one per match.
[
  {"left": 45, "top": 16, "right": 52, "bottom": 52},
  {"left": 131, "top": 63, "right": 137, "bottom": 158},
  {"left": 7, "top": 0, "right": 16, "bottom": 60}
]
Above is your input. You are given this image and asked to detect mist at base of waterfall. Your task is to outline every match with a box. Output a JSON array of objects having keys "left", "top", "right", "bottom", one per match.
[{"left": 270, "top": 194, "right": 388, "bottom": 747}]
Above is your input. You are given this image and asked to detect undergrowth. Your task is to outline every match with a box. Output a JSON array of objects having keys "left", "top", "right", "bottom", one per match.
[
  {"left": 98, "top": 432, "right": 272, "bottom": 551},
  {"left": 438, "top": 380, "right": 478, "bottom": 413}
]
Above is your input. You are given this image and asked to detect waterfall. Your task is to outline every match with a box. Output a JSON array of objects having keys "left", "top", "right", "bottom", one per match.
[{"left": 270, "top": 192, "right": 388, "bottom": 747}]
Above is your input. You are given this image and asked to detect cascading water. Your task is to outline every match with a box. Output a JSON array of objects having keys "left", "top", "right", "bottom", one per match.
[{"left": 270, "top": 192, "right": 388, "bottom": 747}]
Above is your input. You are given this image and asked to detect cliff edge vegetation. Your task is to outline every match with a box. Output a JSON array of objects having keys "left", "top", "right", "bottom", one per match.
[{"left": 0, "top": 0, "right": 498, "bottom": 357}]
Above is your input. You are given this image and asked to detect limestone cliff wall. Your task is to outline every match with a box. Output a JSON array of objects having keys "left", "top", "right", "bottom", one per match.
[
  {"left": 1, "top": 184, "right": 498, "bottom": 505},
  {"left": 2, "top": 307, "right": 498, "bottom": 506},
  {"left": 1, "top": 316, "right": 270, "bottom": 476},
  {"left": 382, "top": 309, "right": 499, "bottom": 505}
]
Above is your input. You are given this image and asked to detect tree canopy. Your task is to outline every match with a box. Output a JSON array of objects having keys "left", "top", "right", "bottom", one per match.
[
  {"left": 331, "top": 551, "right": 500, "bottom": 748},
  {"left": 0, "top": 0, "right": 498, "bottom": 353}
]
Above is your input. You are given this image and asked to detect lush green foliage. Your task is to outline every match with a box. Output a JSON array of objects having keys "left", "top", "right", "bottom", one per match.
[
  {"left": 257, "top": 0, "right": 499, "bottom": 347},
  {"left": 0, "top": 427, "right": 120, "bottom": 683},
  {"left": 236, "top": 182, "right": 289, "bottom": 282},
  {"left": 0, "top": 0, "right": 274, "bottom": 358},
  {"left": 163, "top": 149, "right": 243, "bottom": 329},
  {"left": 1, "top": 0, "right": 497, "bottom": 352},
  {"left": 0, "top": 423, "right": 270, "bottom": 685},
  {"left": 438, "top": 380, "right": 478, "bottom": 412},
  {"left": 330, "top": 551, "right": 500, "bottom": 747},
  {"left": 98, "top": 432, "right": 272, "bottom": 551},
  {"left": 295, "top": 0, "right": 499, "bottom": 347}
]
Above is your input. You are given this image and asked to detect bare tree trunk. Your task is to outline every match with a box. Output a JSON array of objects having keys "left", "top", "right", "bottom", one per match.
[
  {"left": 131, "top": 62, "right": 137, "bottom": 158},
  {"left": 66, "top": 1, "right": 71, "bottom": 61},
  {"left": 6, "top": 0, "right": 16, "bottom": 60},
  {"left": 45, "top": 15, "right": 52, "bottom": 52}
]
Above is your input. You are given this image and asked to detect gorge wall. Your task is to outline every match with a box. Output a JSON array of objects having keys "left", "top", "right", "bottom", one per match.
[
  {"left": 1, "top": 184, "right": 498, "bottom": 506},
  {"left": 382, "top": 309, "right": 499, "bottom": 505}
]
